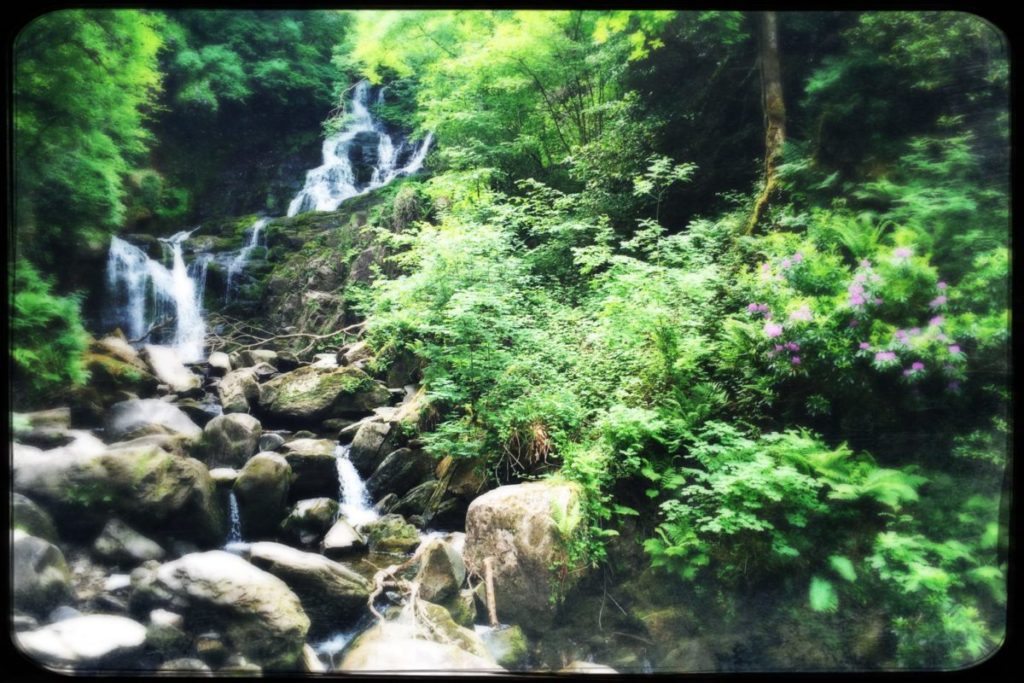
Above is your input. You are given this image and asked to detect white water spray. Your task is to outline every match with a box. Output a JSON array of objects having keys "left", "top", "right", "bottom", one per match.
[{"left": 334, "top": 443, "right": 378, "bottom": 527}]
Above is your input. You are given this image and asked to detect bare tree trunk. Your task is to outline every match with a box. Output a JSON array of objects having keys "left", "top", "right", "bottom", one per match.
[
  {"left": 484, "top": 556, "right": 499, "bottom": 628},
  {"left": 745, "top": 11, "right": 787, "bottom": 235}
]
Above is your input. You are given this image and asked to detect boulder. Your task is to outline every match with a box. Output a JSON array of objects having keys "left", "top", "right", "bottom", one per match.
[
  {"left": 13, "top": 493, "right": 59, "bottom": 544},
  {"left": 12, "top": 530, "right": 73, "bottom": 617},
  {"left": 92, "top": 519, "right": 166, "bottom": 566},
  {"left": 339, "top": 619, "right": 501, "bottom": 673},
  {"left": 311, "top": 353, "right": 339, "bottom": 369},
  {"left": 362, "top": 514, "right": 420, "bottom": 554},
  {"left": 479, "top": 625, "right": 529, "bottom": 669},
  {"left": 159, "top": 658, "right": 212, "bottom": 674},
  {"left": 366, "top": 448, "right": 435, "bottom": 499},
  {"left": 280, "top": 439, "right": 339, "bottom": 501},
  {"left": 230, "top": 349, "right": 278, "bottom": 369},
  {"left": 446, "top": 589, "right": 477, "bottom": 628},
  {"left": 106, "top": 433, "right": 193, "bottom": 458},
  {"left": 218, "top": 368, "right": 260, "bottom": 414},
  {"left": 105, "top": 399, "right": 202, "bottom": 441},
  {"left": 14, "top": 443, "right": 222, "bottom": 545},
  {"left": 280, "top": 498, "right": 339, "bottom": 547},
  {"left": 172, "top": 398, "right": 221, "bottom": 428},
  {"left": 250, "top": 362, "right": 279, "bottom": 380},
  {"left": 47, "top": 605, "right": 83, "bottom": 623},
  {"left": 258, "top": 432, "right": 286, "bottom": 452},
  {"left": 13, "top": 407, "right": 75, "bottom": 449},
  {"left": 233, "top": 453, "right": 291, "bottom": 539},
  {"left": 93, "top": 336, "right": 149, "bottom": 373},
  {"left": 320, "top": 519, "right": 367, "bottom": 558},
  {"left": 76, "top": 350, "right": 159, "bottom": 419},
  {"left": 257, "top": 365, "right": 390, "bottom": 423},
  {"left": 349, "top": 420, "right": 394, "bottom": 477},
  {"left": 374, "top": 493, "right": 399, "bottom": 515},
  {"left": 462, "top": 481, "right": 584, "bottom": 633},
  {"left": 243, "top": 542, "right": 372, "bottom": 636},
  {"left": 142, "top": 345, "right": 201, "bottom": 394},
  {"left": 338, "top": 340, "right": 373, "bottom": 366},
  {"left": 415, "top": 538, "right": 466, "bottom": 604},
  {"left": 207, "top": 352, "right": 232, "bottom": 376},
  {"left": 15, "top": 615, "right": 148, "bottom": 670},
  {"left": 202, "top": 413, "right": 262, "bottom": 468},
  {"left": 129, "top": 551, "right": 309, "bottom": 669},
  {"left": 209, "top": 468, "right": 239, "bottom": 486}
]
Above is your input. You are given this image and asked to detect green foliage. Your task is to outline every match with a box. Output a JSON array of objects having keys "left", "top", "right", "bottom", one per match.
[{"left": 10, "top": 260, "right": 89, "bottom": 408}]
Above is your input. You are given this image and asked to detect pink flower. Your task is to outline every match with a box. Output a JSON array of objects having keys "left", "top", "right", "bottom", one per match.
[
  {"left": 909, "top": 327, "right": 921, "bottom": 337},
  {"left": 786, "top": 342, "right": 800, "bottom": 351},
  {"left": 748, "top": 303, "right": 760, "bottom": 313},
  {"left": 791, "top": 356, "right": 801, "bottom": 365},
  {"left": 774, "top": 344, "right": 784, "bottom": 352},
  {"left": 937, "top": 281, "right": 947, "bottom": 290},
  {"left": 948, "top": 344, "right": 961, "bottom": 355},
  {"left": 789, "top": 305, "right": 813, "bottom": 323},
  {"left": 894, "top": 330, "right": 908, "bottom": 342},
  {"left": 875, "top": 351, "right": 897, "bottom": 363},
  {"left": 860, "top": 259, "right": 872, "bottom": 268},
  {"left": 930, "top": 295, "right": 947, "bottom": 308},
  {"left": 764, "top": 322, "right": 784, "bottom": 339},
  {"left": 781, "top": 258, "right": 792, "bottom": 269},
  {"left": 873, "top": 297, "right": 884, "bottom": 305},
  {"left": 929, "top": 316, "right": 944, "bottom": 327},
  {"left": 793, "top": 252, "right": 804, "bottom": 263},
  {"left": 870, "top": 273, "right": 882, "bottom": 283},
  {"left": 911, "top": 361, "right": 925, "bottom": 371},
  {"left": 859, "top": 342, "right": 871, "bottom": 350},
  {"left": 849, "top": 294, "right": 865, "bottom": 306},
  {"left": 854, "top": 273, "right": 867, "bottom": 284},
  {"left": 893, "top": 246, "right": 913, "bottom": 261}
]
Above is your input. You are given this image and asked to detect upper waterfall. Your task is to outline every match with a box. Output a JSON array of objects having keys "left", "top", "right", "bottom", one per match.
[{"left": 287, "top": 80, "right": 433, "bottom": 217}]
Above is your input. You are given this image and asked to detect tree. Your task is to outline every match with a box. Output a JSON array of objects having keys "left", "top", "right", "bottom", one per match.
[{"left": 746, "top": 11, "right": 787, "bottom": 235}]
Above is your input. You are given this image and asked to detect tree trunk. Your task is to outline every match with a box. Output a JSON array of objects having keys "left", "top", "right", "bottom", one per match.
[{"left": 745, "top": 11, "right": 787, "bottom": 235}]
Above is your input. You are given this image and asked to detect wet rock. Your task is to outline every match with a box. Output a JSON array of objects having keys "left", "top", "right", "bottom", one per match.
[
  {"left": 173, "top": 398, "right": 221, "bottom": 428},
  {"left": 320, "top": 519, "right": 367, "bottom": 558},
  {"left": 250, "top": 362, "right": 279, "bottom": 380},
  {"left": 202, "top": 413, "right": 262, "bottom": 468},
  {"left": 93, "top": 519, "right": 166, "bottom": 566},
  {"left": 480, "top": 624, "right": 529, "bottom": 669},
  {"left": 129, "top": 550, "right": 309, "bottom": 669},
  {"left": 447, "top": 589, "right": 477, "bottom": 628},
  {"left": 218, "top": 368, "right": 260, "bottom": 414},
  {"left": 349, "top": 420, "right": 394, "bottom": 477},
  {"left": 209, "top": 468, "right": 239, "bottom": 486},
  {"left": 76, "top": 350, "right": 159, "bottom": 421},
  {"left": 105, "top": 398, "right": 202, "bottom": 441},
  {"left": 391, "top": 480, "right": 437, "bottom": 518},
  {"left": 435, "top": 455, "right": 488, "bottom": 500},
  {"left": 233, "top": 453, "right": 292, "bottom": 539},
  {"left": 374, "top": 493, "right": 399, "bottom": 515},
  {"left": 303, "top": 644, "right": 326, "bottom": 673},
  {"left": 243, "top": 542, "right": 373, "bottom": 636},
  {"left": 280, "top": 497, "right": 339, "bottom": 547},
  {"left": 280, "top": 439, "right": 339, "bottom": 501},
  {"left": 219, "top": 654, "right": 262, "bottom": 675},
  {"left": 93, "top": 336, "right": 149, "bottom": 373},
  {"left": 159, "top": 658, "right": 212, "bottom": 675},
  {"left": 106, "top": 433, "right": 193, "bottom": 458},
  {"left": 145, "top": 615, "right": 190, "bottom": 658},
  {"left": 258, "top": 432, "right": 286, "bottom": 452},
  {"left": 142, "top": 345, "right": 202, "bottom": 394},
  {"left": 257, "top": 365, "right": 390, "bottom": 423},
  {"left": 339, "top": 619, "right": 501, "bottom": 672},
  {"left": 13, "top": 493, "right": 59, "bottom": 544},
  {"left": 12, "top": 530, "right": 74, "bottom": 617},
  {"left": 14, "top": 613, "right": 40, "bottom": 632},
  {"left": 361, "top": 514, "right": 420, "bottom": 554},
  {"left": 321, "top": 417, "right": 357, "bottom": 434},
  {"left": 415, "top": 538, "right": 466, "bottom": 604},
  {"left": 230, "top": 349, "right": 278, "bottom": 369},
  {"left": 463, "top": 481, "right": 584, "bottom": 633},
  {"left": 14, "top": 442, "right": 222, "bottom": 545},
  {"left": 15, "top": 614, "right": 148, "bottom": 670},
  {"left": 207, "top": 352, "right": 232, "bottom": 376},
  {"left": 311, "top": 353, "right": 339, "bottom": 369},
  {"left": 13, "top": 407, "right": 75, "bottom": 449},
  {"left": 366, "top": 448, "right": 435, "bottom": 499},
  {"left": 47, "top": 605, "right": 83, "bottom": 624},
  {"left": 338, "top": 340, "right": 372, "bottom": 366}
]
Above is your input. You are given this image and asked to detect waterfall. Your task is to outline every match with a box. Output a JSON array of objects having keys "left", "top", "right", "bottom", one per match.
[
  {"left": 225, "top": 216, "right": 269, "bottom": 301},
  {"left": 226, "top": 491, "right": 243, "bottom": 544},
  {"left": 334, "top": 443, "right": 378, "bottom": 527},
  {"left": 287, "top": 80, "right": 433, "bottom": 217},
  {"left": 105, "top": 229, "right": 207, "bottom": 363}
]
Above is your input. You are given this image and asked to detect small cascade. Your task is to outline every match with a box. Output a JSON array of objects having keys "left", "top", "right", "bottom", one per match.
[
  {"left": 287, "top": 80, "right": 433, "bottom": 217},
  {"left": 334, "top": 443, "right": 378, "bottom": 527},
  {"left": 226, "top": 490, "right": 243, "bottom": 545},
  {"left": 105, "top": 229, "right": 207, "bottom": 363},
  {"left": 224, "top": 216, "right": 269, "bottom": 301}
]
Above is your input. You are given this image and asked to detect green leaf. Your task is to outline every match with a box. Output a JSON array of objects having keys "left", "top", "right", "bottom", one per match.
[
  {"left": 809, "top": 576, "right": 839, "bottom": 613},
  {"left": 829, "top": 555, "right": 858, "bottom": 582}
]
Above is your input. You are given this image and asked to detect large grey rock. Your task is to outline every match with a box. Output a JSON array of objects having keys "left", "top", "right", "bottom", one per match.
[
  {"left": 361, "top": 514, "right": 420, "bottom": 554},
  {"left": 257, "top": 365, "right": 390, "bottom": 423},
  {"left": 12, "top": 530, "right": 72, "bottom": 617},
  {"left": 338, "top": 340, "right": 373, "bottom": 366},
  {"left": 463, "top": 481, "right": 584, "bottom": 633},
  {"left": 207, "top": 352, "right": 232, "bottom": 376},
  {"left": 142, "top": 345, "right": 201, "bottom": 394},
  {"left": 366, "top": 448, "right": 434, "bottom": 499},
  {"left": 202, "top": 413, "right": 262, "bottom": 468},
  {"left": 13, "top": 443, "right": 222, "bottom": 545},
  {"left": 320, "top": 519, "right": 367, "bottom": 558},
  {"left": 230, "top": 349, "right": 278, "bottom": 369},
  {"left": 243, "top": 542, "right": 372, "bottom": 636},
  {"left": 280, "top": 439, "right": 339, "bottom": 501},
  {"left": 105, "top": 399, "right": 202, "bottom": 441},
  {"left": 94, "top": 336, "right": 149, "bottom": 373},
  {"left": 92, "top": 518, "right": 166, "bottom": 566},
  {"left": 12, "top": 493, "right": 59, "bottom": 544},
  {"left": 415, "top": 538, "right": 466, "bottom": 604},
  {"left": 233, "top": 453, "right": 291, "bottom": 539},
  {"left": 339, "top": 610, "right": 500, "bottom": 672},
  {"left": 349, "top": 420, "right": 394, "bottom": 478},
  {"left": 258, "top": 432, "right": 286, "bottom": 452},
  {"left": 280, "top": 498, "right": 339, "bottom": 547},
  {"left": 391, "top": 480, "right": 437, "bottom": 518},
  {"left": 218, "top": 368, "right": 260, "bottom": 414},
  {"left": 480, "top": 624, "right": 529, "bottom": 669},
  {"left": 130, "top": 551, "right": 309, "bottom": 669},
  {"left": 15, "top": 615, "right": 147, "bottom": 670}
]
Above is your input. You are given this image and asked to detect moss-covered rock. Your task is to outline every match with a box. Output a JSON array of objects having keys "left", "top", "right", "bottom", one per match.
[
  {"left": 361, "top": 514, "right": 420, "bottom": 554},
  {"left": 202, "top": 413, "right": 262, "bottom": 468},
  {"left": 12, "top": 530, "right": 73, "bottom": 617},
  {"left": 257, "top": 365, "right": 389, "bottom": 423},
  {"left": 233, "top": 453, "right": 291, "bottom": 539}
]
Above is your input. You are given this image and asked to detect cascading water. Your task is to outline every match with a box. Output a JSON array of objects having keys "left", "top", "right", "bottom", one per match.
[
  {"left": 226, "top": 491, "right": 243, "bottom": 544},
  {"left": 105, "top": 229, "right": 207, "bottom": 363},
  {"left": 334, "top": 443, "right": 379, "bottom": 527},
  {"left": 224, "top": 217, "right": 269, "bottom": 301},
  {"left": 287, "top": 80, "right": 433, "bottom": 217}
]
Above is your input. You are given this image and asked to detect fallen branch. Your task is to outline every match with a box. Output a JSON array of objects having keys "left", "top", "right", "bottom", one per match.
[
  {"left": 484, "top": 556, "right": 499, "bottom": 628},
  {"left": 126, "top": 317, "right": 173, "bottom": 344}
]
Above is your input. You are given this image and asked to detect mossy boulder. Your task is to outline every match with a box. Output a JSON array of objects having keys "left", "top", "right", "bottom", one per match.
[
  {"left": 361, "top": 514, "right": 420, "bottom": 554},
  {"left": 218, "top": 368, "right": 260, "bottom": 414},
  {"left": 257, "top": 365, "right": 390, "bottom": 424},
  {"left": 105, "top": 399, "right": 203, "bottom": 442},
  {"left": 280, "top": 439, "right": 340, "bottom": 502},
  {"left": 365, "top": 448, "right": 435, "bottom": 499},
  {"left": 280, "top": 498, "right": 339, "bottom": 547},
  {"left": 414, "top": 538, "right": 466, "bottom": 604},
  {"left": 12, "top": 530, "right": 73, "bottom": 617},
  {"left": 202, "top": 413, "right": 262, "bottom": 468},
  {"left": 233, "top": 453, "right": 292, "bottom": 539},
  {"left": 13, "top": 493, "right": 60, "bottom": 544},
  {"left": 479, "top": 625, "right": 529, "bottom": 669}
]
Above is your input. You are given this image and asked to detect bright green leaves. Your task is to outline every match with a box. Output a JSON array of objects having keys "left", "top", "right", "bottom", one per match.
[
  {"left": 809, "top": 576, "right": 839, "bottom": 612},
  {"left": 829, "top": 555, "right": 858, "bottom": 582}
]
